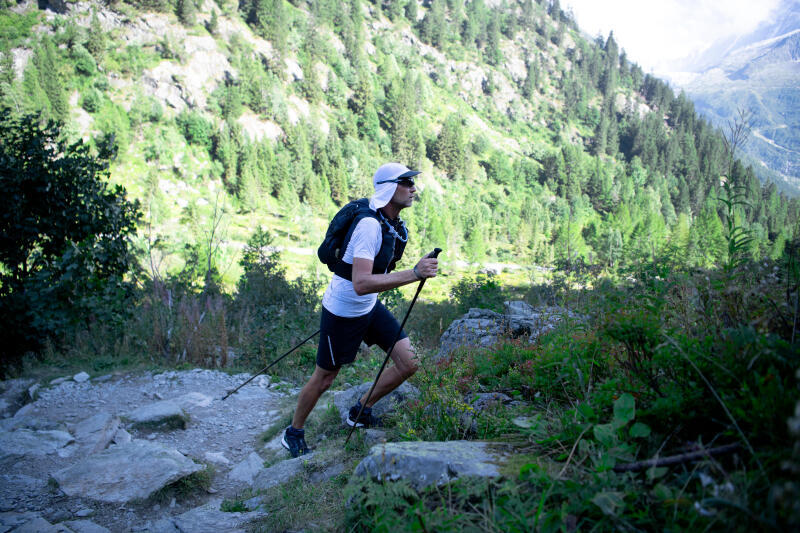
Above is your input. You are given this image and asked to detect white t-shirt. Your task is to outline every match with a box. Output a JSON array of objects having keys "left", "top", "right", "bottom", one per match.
[{"left": 321, "top": 216, "right": 383, "bottom": 317}]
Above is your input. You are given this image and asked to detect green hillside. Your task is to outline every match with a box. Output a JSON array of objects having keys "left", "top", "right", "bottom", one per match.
[{"left": 1, "top": 0, "right": 797, "bottom": 281}]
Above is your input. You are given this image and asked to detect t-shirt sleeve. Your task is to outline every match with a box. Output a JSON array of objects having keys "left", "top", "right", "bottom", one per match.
[{"left": 349, "top": 217, "right": 382, "bottom": 261}]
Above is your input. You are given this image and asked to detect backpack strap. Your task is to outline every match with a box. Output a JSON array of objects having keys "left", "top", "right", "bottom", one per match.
[{"left": 333, "top": 208, "right": 407, "bottom": 282}]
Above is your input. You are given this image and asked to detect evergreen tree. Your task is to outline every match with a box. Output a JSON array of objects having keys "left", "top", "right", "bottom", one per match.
[
  {"left": 405, "top": 0, "right": 418, "bottom": 22},
  {"left": 207, "top": 9, "right": 219, "bottom": 35},
  {"left": 250, "top": 0, "right": 288, "bottom": 55},
  {"left": 177, "top": 0, "right": 197, "bottom": 26},
  {"left": 86, "top": 11, "right": 107, "bottom": 60},
  {"left": 432, "top": 114, "right": 467, "bottom": 178}
]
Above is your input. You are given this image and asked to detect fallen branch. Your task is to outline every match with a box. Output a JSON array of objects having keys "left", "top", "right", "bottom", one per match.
[{"left": 613, "top": 443, "right": 740, "bottom": 473}]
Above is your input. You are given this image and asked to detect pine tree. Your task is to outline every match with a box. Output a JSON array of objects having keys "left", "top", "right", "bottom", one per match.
[
  {"left": 178, "top": 0, "right": 197, "bottom": 26},
  {"left": 207, "top": 9, "right": 219, "bottom": 35},
  {"left": 86, "top": 11, "right": 107, "bottom": 60}
]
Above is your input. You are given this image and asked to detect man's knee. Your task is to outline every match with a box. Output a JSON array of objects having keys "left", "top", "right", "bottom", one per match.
[{"left": 394, "top": 342, "right": 419, "bottom": 379}]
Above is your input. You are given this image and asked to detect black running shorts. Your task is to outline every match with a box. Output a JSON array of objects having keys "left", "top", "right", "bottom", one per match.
[{"left": 316, "top": 301, "right": 407, "bottom": 371}]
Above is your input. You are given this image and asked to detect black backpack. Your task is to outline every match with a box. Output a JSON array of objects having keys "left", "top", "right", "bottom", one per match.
[{"left": 317, "top": 198, "right": 407, "bottom": 280}]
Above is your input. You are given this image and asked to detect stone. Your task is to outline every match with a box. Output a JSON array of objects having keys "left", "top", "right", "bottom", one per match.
[
  {"left": 0, "top": 379, "right": 35, "bottom": 418},
  {"left": 112, "top": 427, "right": 132, "bottom": 445},
  {"left": 308, "top": 462, "right": 346, "bottom": 484},
  {"left": 0, "top": 511, "right": 41, "bottom": 531},
  {"left": 150, "top": 499, "right": 265, "bottom": 533},
  {"left": 0, "top": 429, "right": 75, "bottom": 461},
  {"left": 469, "top": 392, "right": 513, "bottom": 411},
  {"left": 73, "top": 372, "right": 90, "bottom": 383},
  {"left": 333, "top": 382, "right": 419, "bottom": 424},
  {"left": 28, "top": 384, "right": 40, "bottom": 400},
  {"left": 72, "top": 413, "right": 121, "bottom": 454},
  {"left": 124, "top": 401, "right": 188, "bottom": 430},
  {"left": 49, "top": 377, "right": 69, "bottom": 386},
  {"left": 243, "top": 496, "right": 265, "bottom": 511},
  {"left": 74, "top": 508, "right": 94, "bottom": 517},
  {"left": 175, "top": 392, "right": 212, "bottom": 410},
  {"left": 52, "top": 440, "right": 203, "bottom": 503},
  {"left": 228, "top": 452, "right": 263, "bottom": 484},
  {"left": 7, "top": 515, "right": 61, "bottom": 532},
  {"left": 63, "top": 520, "right": 111, "bottom": 533},
  {"left": 436, "top": 302, "right": 582, "bottom": 360},
  {"left": 252, "top": 456, "right": 308, "bottom": 491},
  {"left": 363, "top": 429, "right": 387, "bottom": 446},
  {"left": 203, "top": 451, "right": 230, "bottom": 465},
  {"left": 353, "top": 441, "right": 504, "bottom": 490}
]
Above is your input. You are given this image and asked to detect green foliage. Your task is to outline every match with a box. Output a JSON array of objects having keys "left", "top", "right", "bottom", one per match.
[
  {"left": 0, "top": 110, "right": 141, "bottom": 376},
  {"left": 0, "top": 10, "right": 39, "bottom": 47},
  {"left": 449, "top": 273, "right": 505, "bottom": 313},
  {"left": 176, "top": 110, "right": 213, "bottom": 150}
]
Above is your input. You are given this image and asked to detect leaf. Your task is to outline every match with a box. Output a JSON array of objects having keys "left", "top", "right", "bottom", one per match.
[
  {"left": 577, "top": 403, "right": 595, "bottom": 421},
  {"left": 594, "top": 451, "right": 617, "bottom": 471},
  {"left": 629, "top": 422, "right": 651, "bottom": 438},
  {"left": 591, "top": 491, "right": 625, "bottom": 516},
  {"left": 612, "top": 393, "right": 635, "bottom": 428},
  {"left": 653, "top": 482, "right": 672, "bottom": 500},
  {"left": 646, "top": 466, "right": 668, "bottom": 481},
  {"left": 593, "top": 423, "right": 617, "bottom": 448}
]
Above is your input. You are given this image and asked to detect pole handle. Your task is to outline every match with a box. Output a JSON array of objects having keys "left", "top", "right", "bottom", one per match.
[{"left": 428, "top": 248, "right": 442, "bottom": 259}]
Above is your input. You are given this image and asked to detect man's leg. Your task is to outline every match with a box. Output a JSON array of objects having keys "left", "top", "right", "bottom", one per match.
[
  {"left": 292, "top": 365, "right": 340, "bottom": 429},
  {"left": 359, "top": 337, "right": 418, "bottom": 408}
]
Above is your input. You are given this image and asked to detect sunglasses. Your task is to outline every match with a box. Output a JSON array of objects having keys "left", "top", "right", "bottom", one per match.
[{"left": 376, "top": 177, "right": 415, "bottom": 187}]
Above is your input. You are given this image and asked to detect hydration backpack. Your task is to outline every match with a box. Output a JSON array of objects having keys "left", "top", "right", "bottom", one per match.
[{"left": 317, "top": 198, "right": 407, "bottom": 280}]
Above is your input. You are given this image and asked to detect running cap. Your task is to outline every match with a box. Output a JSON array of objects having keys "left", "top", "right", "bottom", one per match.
[{"left": 369, "top": 163, "right": 421, "bottom": 210}]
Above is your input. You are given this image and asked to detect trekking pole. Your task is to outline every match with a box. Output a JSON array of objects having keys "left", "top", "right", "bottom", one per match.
[
  {"left": 222, "top": 329, "right": 320, "bottom": 400},
  {"left": 345, "top": 248, "right": 442, "bottom": 445}
]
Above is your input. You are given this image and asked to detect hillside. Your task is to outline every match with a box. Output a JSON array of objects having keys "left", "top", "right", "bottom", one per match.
[
  {"left": 669, "top": 0, "right": 800, "bottom": 195},
  {"left": 2, "top": 0, "right": 798, "bottom": 285}
]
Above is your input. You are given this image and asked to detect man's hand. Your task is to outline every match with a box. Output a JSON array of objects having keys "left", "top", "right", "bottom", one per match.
[{"left": 414, "top": 255, "right": 438, "bottom": 279}]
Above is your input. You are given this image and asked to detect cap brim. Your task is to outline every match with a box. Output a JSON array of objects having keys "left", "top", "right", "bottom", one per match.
[{"left": 397, "top": 169, "right": 421, "bottom": 178}]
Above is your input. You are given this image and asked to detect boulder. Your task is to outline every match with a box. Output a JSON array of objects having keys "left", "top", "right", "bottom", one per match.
[
  {"left": 5, "top": 515, "right": 62, "bottom": 532},
  {"left": 73, "top": 372, "right": 90, "bottom": 383},
  {"left": 251, "top": 456, "right": 308, "bottom": 491},
  {"left": 149, "top": 499, "right": 265, "bottom": 533},
  {"left": 0, "top": 378, "right": 34, "bottom": 418},
  {"left": 353, "top": 441, "right": 504, "bottom": 490},
  {"left": 124, "top": 401, "right": 188, "bottom": 430},
  {"left": 0, "top": 512, "right": 42, "bottom": 532},
  {"left": 0, "top": 429, "right": 75, "bottom": 461},
  {"left": 333, "top": 382, "right": 419, "bottom": 424},
  {"left": 436, "top": 301, "right": 581, "bottom": 360},
  {"left": 52, "top": 440, "right": 203, "bottom": 503},
  {"left": 228, "top": 452, "right": 264, "bottom": 484},
  {"left": 72, "top": 412, "right": 121, "bottom": 453}
]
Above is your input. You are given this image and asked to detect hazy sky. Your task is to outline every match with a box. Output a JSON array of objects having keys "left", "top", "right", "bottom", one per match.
[{"left": 562, "top": 0, "right": 783, "bottom": 73}]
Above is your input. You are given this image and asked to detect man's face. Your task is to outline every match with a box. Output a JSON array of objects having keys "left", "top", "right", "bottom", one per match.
[{"left": 389, "top": 179, "right": 417, "bottom": 209}]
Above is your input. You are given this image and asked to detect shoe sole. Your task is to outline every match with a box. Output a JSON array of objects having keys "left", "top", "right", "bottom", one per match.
[{"left": 346, "top": 417, "right": 366, "bottom": 428}]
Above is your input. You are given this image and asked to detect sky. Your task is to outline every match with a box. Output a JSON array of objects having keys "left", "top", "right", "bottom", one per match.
[{"left": 562, "top": 0, "right": 783, "bottom": 74}]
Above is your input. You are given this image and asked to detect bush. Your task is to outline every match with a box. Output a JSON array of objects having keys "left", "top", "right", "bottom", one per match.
[
  {"left": 176, "top": 110, "right": 213, "bottom": 150},
  {"left": 449, "top": 273, "right": 505, "bottom": 313},
  {"left": 81, "top": 88, "right": 103, "bottom": 113}
]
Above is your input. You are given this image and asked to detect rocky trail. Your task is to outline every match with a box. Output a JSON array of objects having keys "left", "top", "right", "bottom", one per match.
[{"left": 0, "top": 369, "right": 298, "bottom": 532}]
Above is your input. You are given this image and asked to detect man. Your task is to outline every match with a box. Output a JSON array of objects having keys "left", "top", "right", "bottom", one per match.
[{"left": 282, "top": 163, "right": 438, "bottom": 457}]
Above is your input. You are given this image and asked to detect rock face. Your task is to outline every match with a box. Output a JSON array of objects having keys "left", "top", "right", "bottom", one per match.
[
  {"left": 228, "top": 452, "right": 264, "bottom": 484},
  {"left": 124, "top": 400, "right": 188, "bottom": 430},
  {"left": 437, "top": 301, "right": 581, "bottom": 360},
  {"left": 333, "top": 381, "right": 419, "bottom": 424},
  {"left": 52, "top": 440, "right": 203, "bottom": 503},
  {"left": 0, "top": 378, "right": 34, "bottom": 419},
  {"left": 353, "top": 441, "right": 503, "bottom": 490}
]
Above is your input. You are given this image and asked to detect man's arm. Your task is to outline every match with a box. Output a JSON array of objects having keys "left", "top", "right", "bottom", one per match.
[{"left": 351, "top": 255, "right": 438, "bottom": 296}]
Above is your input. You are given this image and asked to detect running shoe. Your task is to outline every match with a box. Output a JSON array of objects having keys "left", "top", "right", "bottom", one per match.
[{"left": 281, "top": 426, "right": 310, "bottom": 457}]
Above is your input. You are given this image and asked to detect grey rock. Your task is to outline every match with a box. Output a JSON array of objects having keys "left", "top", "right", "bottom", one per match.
[
  {"left": 51, "top": 440, "right": 203, "bottom": 503},
  {"left": 123, "top": 401, "right": 188, "bottom": 430},
  {"left": 228, "top": 452, "right": 263, "bottom": 484},
  {"left": 364, "top": 429, "right": 387, "bottom": 446},
  {"left": 243, "top": 496, "right": 265, "bottom": 511},
  {"left": 73, "top": 372, "right": 90, "bottom": 384},
  {"left": 7, "top": 515, "right": 62, "bottom": 532},
  {"left": 112, "top": 428, "right": 131, "bottom": 445},
  {"left": 152, "top": 499, "right": 265, "bottom": 533},
  {"left": 353, "top": 441, "right": 503, "bottom": 490},
  {"left": 28, "top": 384, "right": 40, "bottom": 400},
  {"left": 252, "top": 456, "right": 308, "bottom": 491},
  {"left": 308, "top": 462, "right": 345, "bottom": 484},
  {"left": 12, "top": 404, "right": 35, "bottom": 418},
  {"left": 0, "top": 511, "right": 41, "bottom": 531},
  {"left": 203, "top": 451, "right": 229, "bottom": 465},
  {"left": 436, "top": 302, "right": 582, "bottom": 360},
  {"left": 333, "top": 381, "right": 419, "bottom": 424},
  {"left": 73, "top": 413, "right": 113, "bottom": 440},
  {"left": 0, "top": 429, "right": 74, "bottom": 461},
  {"left": 49, "top": 377, "right": 69, "bottom": 386},
  {"left": 63, "top": 520, "right": 111, "bottom": 533},
  {"left": 74, "top": 509, "right": 94, "bottom": 518},
  {"left": 469, "top": 392, "right": 513, "bottom": 411},
  {"left": 0, "top": 378, "right": 34, "bottom": 418},
  {"left": 0, "top": 415, "right": 60, "bottom": 432}
]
